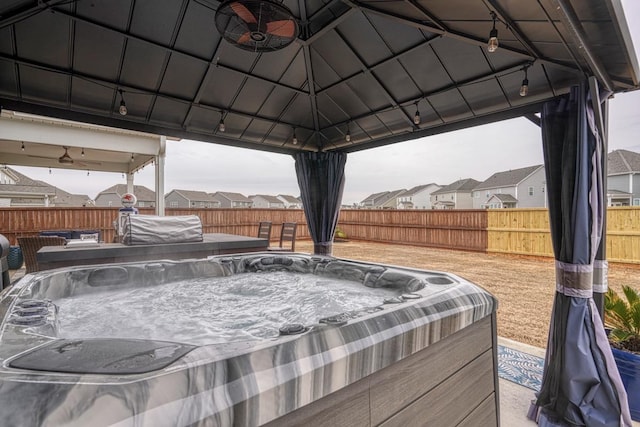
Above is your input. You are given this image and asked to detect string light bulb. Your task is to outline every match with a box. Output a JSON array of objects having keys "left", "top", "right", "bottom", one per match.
[
  {"left": 292, "top": 128, "right": 298, "bottom": 145},
  {"left": 488, "top": 11, "right": 499, "bottom": 53},
  {"left": 413, "top": 102, "right": 421, "bottom": 125},
  {"left": 118, "top": 89, "right": 128, "bottom": 116},
  {"left": 21, "top": 141, "right": 25, "bottom": 151},
  {"left": 520, "top": 65, "right": 530, "bottom": 97},
  {"left": 218, "top": 116, "right": 225, "bottom": 132},
  {"left": 346, "top": 123, "right": 351, "bottom": 142},
  {"left": 81, "top": 148, "right": 85, "bottom": 157},
  {"left": 130, "top": 153, "right": 134, "bottom": 162}
]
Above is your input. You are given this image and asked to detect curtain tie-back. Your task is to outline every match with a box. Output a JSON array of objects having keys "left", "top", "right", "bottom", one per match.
[{"left": 555, "top": 261, "right": 593, "bottom": 298}]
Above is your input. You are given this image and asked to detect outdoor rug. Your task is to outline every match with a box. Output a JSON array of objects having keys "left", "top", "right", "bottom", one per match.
[{"left": 497, "top": 345, "right": 544, "bottom": 391}]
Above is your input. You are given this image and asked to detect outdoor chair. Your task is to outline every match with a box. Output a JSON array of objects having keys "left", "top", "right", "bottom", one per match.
[
  {"left": 257, "top": 221, "right": 272, "bottom": 241},
  {"left": 268, "top": 222, "right": 297, "bottom": 252},
  {"left": 18, "top": 236, "right": 66, "bottom": 274}
]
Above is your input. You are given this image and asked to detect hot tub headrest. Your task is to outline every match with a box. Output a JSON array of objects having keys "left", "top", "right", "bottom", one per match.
[{"left": 122, "top": 215, "right": 203, "bottom": 245}]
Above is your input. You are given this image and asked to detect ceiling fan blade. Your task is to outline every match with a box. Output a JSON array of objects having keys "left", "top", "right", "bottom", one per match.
[
  {"left": 230, "top": 2, "right": 257, "bottom": 24},
  {"left": 266, "top": 20, "right": 295, "bottom": 38},
  {"left": 237, "top": 32, "right": 252, "bottom": 45}
]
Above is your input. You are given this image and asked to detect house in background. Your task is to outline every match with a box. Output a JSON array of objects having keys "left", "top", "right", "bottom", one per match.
[
  {"left": 95, "top": 184, "right": 156, "bottom": 208},
  {"left": 607, "top": 149, "right": 640, "bottom": 206},
  {"left": 164, "top": 189, "right": 219, "bottom": 208},
  {"left": 607, "top": 189, "right": 633, "bottom": 206},
  {"left": 360, "top": 191, "right": 390, "bottom": 209},
  {"left": 378, "top": 189, "right": 407, "bottom": 209},
  {"left": 359, "top": 189, "right": 407, "bottom": 209},
  {"left": 250, "top": 194, "right": 285, "bottom": 209},
  {"left": 277, "top": 194, "right": 302, "bottom": 209},
  {"left": 430, "top": 178, "right": 480, "bottom": 209},
  {"left": 0, "top": 167, "right": 93, "bottom": 207},
  {"left": 472, "top": 165, "right": 546, "bottom": 209},
  {"left": 211, "top": 191, "right": 253, "bottom": 208},
  {"left": 42, "top": 184, "right": 94, "bottom": 207},
  {"left": 397, "top": 184, "right": 441, "bottom": 209}
]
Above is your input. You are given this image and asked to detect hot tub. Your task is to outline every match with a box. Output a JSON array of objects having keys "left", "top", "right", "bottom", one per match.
[{"left": 0, "top": 253, "right": 499, "bottom": 426}]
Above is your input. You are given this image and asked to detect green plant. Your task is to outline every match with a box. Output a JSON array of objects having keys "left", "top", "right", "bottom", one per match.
[
  {"left": 335, "top": 228, "right": 347, "bottom": 239},
  {"left": 604, "top": 285, "right": 640, "bottom": 353}
]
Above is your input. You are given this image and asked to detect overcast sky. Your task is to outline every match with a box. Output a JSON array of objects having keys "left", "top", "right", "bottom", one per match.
[{"left": 12, "top": 0, "right": 640, "bottom": 206}]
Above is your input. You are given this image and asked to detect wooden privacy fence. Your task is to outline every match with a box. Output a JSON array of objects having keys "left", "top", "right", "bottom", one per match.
[
  {"left": 0, "top": 207, "right": 307, "bottom": 246},
  {"left": 486, "top": 207, "right": 640, "bottom": 264},
  {"left": 1, "top": 207, "right": 639, "bottom": 264},
  {"left": 337, "top": 209, "right": 487, "bottom": 252}
]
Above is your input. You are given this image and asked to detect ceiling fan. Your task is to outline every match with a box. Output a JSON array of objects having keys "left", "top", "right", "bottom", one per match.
[
  {"left": 27, "top": 146, "right": 102, "bottom": 167},
  {"left": 58, "top": 146, "right": 74, "bottom": 164},
  {"left": 215, "top": 1, "right": 299, "bottom": 52}
]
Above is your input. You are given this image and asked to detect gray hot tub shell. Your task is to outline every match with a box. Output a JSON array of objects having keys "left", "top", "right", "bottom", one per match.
[{"left": 0, "top": 252, "right": 499, "bottom": 426}]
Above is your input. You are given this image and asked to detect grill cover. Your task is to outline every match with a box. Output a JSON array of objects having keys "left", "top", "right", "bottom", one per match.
[{"left": 122, "top": 215, "right": 203, "bottom": 245}]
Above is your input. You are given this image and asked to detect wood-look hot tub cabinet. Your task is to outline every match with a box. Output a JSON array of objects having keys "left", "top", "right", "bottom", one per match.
[{"left": 264, "top": 313, "right": 499, "bottom": 427}]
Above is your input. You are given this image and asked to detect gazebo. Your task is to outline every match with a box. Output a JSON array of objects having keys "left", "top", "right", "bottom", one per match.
[{"left": 0, "top": 1, "right": 639, "bottom": 425}]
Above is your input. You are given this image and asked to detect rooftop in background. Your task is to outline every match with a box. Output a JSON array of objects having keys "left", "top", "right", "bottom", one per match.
[
  {"left": 608, "top": 149, "right": 640, "bottom": 174},
  {"left": 0, "top": 0, "right": 637, "bottom": 155}
]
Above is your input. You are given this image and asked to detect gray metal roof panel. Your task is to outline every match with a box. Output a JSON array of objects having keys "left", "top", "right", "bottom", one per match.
[{"left": 0, "top": 0, "right": 637, "bottom": 154}]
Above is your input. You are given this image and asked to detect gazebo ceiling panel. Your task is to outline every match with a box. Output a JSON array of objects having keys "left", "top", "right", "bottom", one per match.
[
  {"left": 343, "top": 73, "right": 392, "bottom": 112},
  {"left": 200, "top": 67, "right": 246, "bottom": 107},
  {"left": 279, "top": 95, "right": 315, "bottom": 129},
  {"left": 19, "top": 67, "right": 68, "bottom": 106},
  {"left": 0, "top": 27, "right": 13, "bottom": 54},
  {"left": 70, "top": 78, "right": 117, "bottom": 114},
  {"left": 149, "top": 97, "right": 190, "bottom": 127},
  {"left": 277, "top": 49, "right": 308, "bottom": 90},
  {"left": 372, "top": 60, "right": 421, "bottom": 103},
  {"left": 15, "top": 11, "right": 69, "bottom": 68},
  {"left": 75, "top": 0, "right": 131, "bottom": 31},
  {"left": 0, "top": 0, "right": 636, "bottom": 155},
  {"left": 431, "top": 40, "right": 492, "bottom": 84},
  {"left": 336, "top": 14, "right": 391, "bottom": 66},
  {"left": 400, "top": 47, "right": 462, "bottom": 95},
  {"left": 185, "top": 106, "right": 218, "bottom": 134},
  {"left": 257, "top": 87, "right": 296, "bottom": 120},
  {"left": 428, "top": 90, "right": 474, "bottom": 122},
  {"left": 73, "top": 24, "right": 125, "bottom": 81},
  {"left": 458, "top": 79, "right": 510, "bottom": 115},
  {"left": 234, "top": 79, "right": 277, "bottom": 116},
  {"left": 159, "top": 55, "right": 208, "bottom": 100},
  {"left": 252, "top": 45, "right": 302, "bottom": 83},
  {"left": 311, "top": 32, "right": 365, "bottom": 80},
  {"left": 0, "top": 61, "right": 17, "bottom": 97},
  {"left": 129, "top": 0, "right": 184, "bottom": 46},
  {"left": 119, "top": 41, "right": 167, "bottom": 91},
  {"left": 174, "top": 2, "right": 220, "bottom": 59}
]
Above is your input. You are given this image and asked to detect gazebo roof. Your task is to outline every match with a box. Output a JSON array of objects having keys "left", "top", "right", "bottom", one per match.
[{"left": 0, "top": 0, "right": 638, "bottom": 155}]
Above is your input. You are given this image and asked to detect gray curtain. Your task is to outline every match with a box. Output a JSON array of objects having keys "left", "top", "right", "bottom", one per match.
[
  {"left": 529, "top": 82, "right": 631, "bottom": 426},
  {"left": 294, "top": 151, "right": 346, "bottom": 256}
]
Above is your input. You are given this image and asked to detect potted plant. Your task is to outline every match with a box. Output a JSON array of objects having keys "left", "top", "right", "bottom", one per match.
[
  {"left": 334, "top": 228, "right": 349, "bottom": 243},
  {"left": 604, "top": 285, "right": 640, "bottom": 421}
]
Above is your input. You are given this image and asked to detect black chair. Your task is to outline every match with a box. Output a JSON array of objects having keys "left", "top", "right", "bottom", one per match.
[
  {"left": 257, "top": 221, "right": 272, "bottom": 241},
  {"left": 268, "top": 222, "right": 297, "bottom": 252}
]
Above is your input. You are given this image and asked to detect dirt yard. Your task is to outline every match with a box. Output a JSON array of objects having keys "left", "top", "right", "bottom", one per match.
[{"left": 295, "top": 240, "right": 640, "bottom": 349}]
